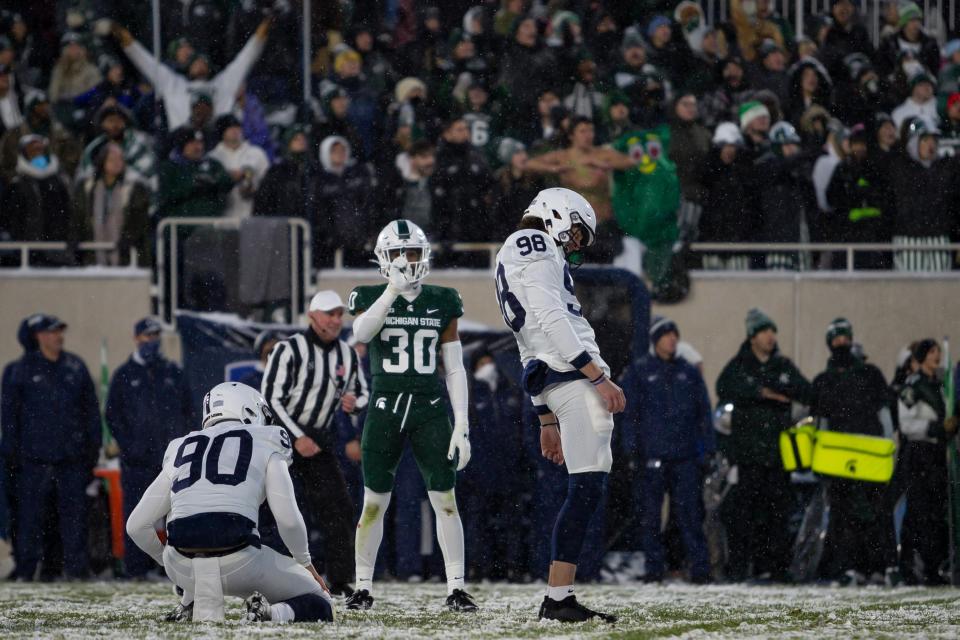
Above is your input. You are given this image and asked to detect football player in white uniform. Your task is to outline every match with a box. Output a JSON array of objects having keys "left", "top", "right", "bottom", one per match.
[
  {"left": 125, "top": 382, "right": 334, "bottom": 623},
  {"left": 495, "top": 187, "right": 625, "bottom": 623}
]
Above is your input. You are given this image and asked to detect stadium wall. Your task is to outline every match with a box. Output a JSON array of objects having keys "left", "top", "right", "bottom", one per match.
[{"left": 1, "top": 271, "right": 957, "bottom": 401}]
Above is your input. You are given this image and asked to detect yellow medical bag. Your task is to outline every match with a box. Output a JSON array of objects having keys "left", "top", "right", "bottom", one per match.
[
  {"left": 779, "top": 419, "right": 817, "bottom": 471},
  {"left": 810, "top": 430, "right": 896, "bottom": 483}
]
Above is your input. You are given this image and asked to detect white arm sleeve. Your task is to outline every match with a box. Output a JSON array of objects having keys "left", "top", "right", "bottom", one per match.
[
  {"left": 521, "top": 259, "right": 588, "bottom": 364},
  {"left": 442, "top": 340, "right": 469, "bottom": 426},
  {"left": 877, "top": 406, "right": 894, "bottom": 440},
  {"left": 351, "top": 288, "right": 399, "bottom": 343},
  {"left": 123, "top": 41, "right": 184, "bottom": 100},
  {"left": 261, "top": 342, "right": 305, "bottom": 439},
  {"left": 125, "top": 473, "right": 171, "bottom": 566},
  {"left": 212, "top": 31, "right": 267, "bottom": 115},
  {"left": 265, "top": 454, "right": 312, "bottom": 566}
]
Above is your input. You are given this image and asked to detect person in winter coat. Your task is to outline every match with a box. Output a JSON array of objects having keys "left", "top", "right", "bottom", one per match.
[
  {"left": 643, "top": 16, "right": 695, "bottom": 94},
  {"left": 730, "top": 0, "right": 789, "bottom": 63},
  {"left": 620, "top": 316, "right": 714, "bottom": 583},
  {"left": 0, "top": 63, "right": 23, "bottom": 141},
  {"left": 701, "top": 57, "right": 750, "bottom": 128},
  {"left": 831, "top": 53, "right": 891, "bottom": 127},
  {"left": 47, "top": 32, "right": 101, "bottom": 104},
  {"left": 329, "top": 48, "right": 380, "bottom": 162},
  {"left": 811, "top": 319, "right": 897, "bottom": 585},
  {"left": 716, "top": 309, "right": 812, "bottom": 582},
  {"left": 819, "top": 0, "right": 875, "bottom": 82},
  {"left": 106, "top": 317, "right": 192, "bottom": 578},
  {"left": 492, "top": 138, "right": 544, "bottom": 233},
  {"left": 699, "top": 122, "right": 754, "bottom": 269},
  {"left": 0, "top": 91, "right": 82, "bottom": 186},
  {"left": 495, "top": 17, "right": 556, "bottom": 136},
  {"left": 888, "top": 118, "right": 955, "bottom": 271},
  {"left": 112, "top": 19, "right": 270, "bottom": 130},
  {"left": 75, "top": 103, "right": 156, "bottom": 190},
  {"left": 315, "top": 84, "right": 364, "bottom": 162},
  {"left": 876, "top": 3, "right": 940, "bottom": 83},
  {"left": 431, "top": 117, "right": 494, "bottom": 243},
  {"left": 376, "top": 139, "right": 438, "bottom": 234},
  {"left": 668, "top": 93, "right": 711, "bottom": 205},
  {"left": 314, "top": 135, "right": 374, "bottom": 266},
  {"left": 207, "top": 114, "right": 270, "bottom": 220},
  {"left": 71, "top": 141, "right": 151, "bottom": 267},
  {"left": 897, "top": 339, "right": 957, "bottom": 584},
  {"left": 0, "top": 134, "right": 74, "bottom": 266},
  {"left": 748, "top": 40, "right": 790, "bottom": 110},
  {"left": 826, "top": 124, "right": 894, "bottom": 269},
  {"left": 254, "top": 125, "right": 318, "bottom": 220},
  {"left": 0, "top": 314, "right": 100, "bottom": 580},
  {"left": 754, "top": 121, "right": 809, "bottom": 270},
  {"left": 157, "top": 127, "right": 233, "bottom": 219},
  {"left": 785, "top": 57, "right": 832, "bottom": 126},
  {"left": 892, "top": 73, "right": 940, "bottom": 129}
]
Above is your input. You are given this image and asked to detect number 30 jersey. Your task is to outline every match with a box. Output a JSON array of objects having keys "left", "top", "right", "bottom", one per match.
[
  {"left": 348, "top": 284, "right": 463, "bottom": 395},
  {"left": 495, "top": 229, "right": 607, "bottom": 374},
  {"left": 161, "top": 421, "right": 292, "bottom": 548}
]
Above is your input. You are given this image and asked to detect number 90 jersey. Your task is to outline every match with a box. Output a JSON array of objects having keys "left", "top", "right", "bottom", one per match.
[
  {"left": 162, "top": 422, "right": 293, "bottom": 531},
  {"left": 495, "top": 229, "right": 607, "bottom": 374},
  {"left": 348, "top": 284, "right": 463, "bottom": 395}
]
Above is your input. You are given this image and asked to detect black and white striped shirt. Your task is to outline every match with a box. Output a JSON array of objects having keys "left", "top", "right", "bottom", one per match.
[{"left": 261, "top": 330, "right": 369, "bottom": 440}]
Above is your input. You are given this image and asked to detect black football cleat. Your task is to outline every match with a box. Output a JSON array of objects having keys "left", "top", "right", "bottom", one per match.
[
  {"left": 538, "top": 595, "right": 617, "bottom": 624},
  {"left": 244, "top": 591, "right": 272, "bottom": 622},
  {"left": 446, "top": 589, "right": 478, "bottom": 612},
  {"left": 163, "top": 601, "right": 193, "bottom": 622},
  {"left": 345, "top": 588, "right": 374, "bottom": 610}
]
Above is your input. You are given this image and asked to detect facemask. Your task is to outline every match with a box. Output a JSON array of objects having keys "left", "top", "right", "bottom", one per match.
[
  {"left": 30, "top": 155, "right": 49, "bottom": 170},
  {"left": 138, "top": 339, "right": 162, "bottom": 364},
  {"left": 474, "top": 362, "right": 498, "bottom": 390}
]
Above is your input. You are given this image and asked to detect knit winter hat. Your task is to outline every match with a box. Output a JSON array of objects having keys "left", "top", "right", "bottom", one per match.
[
  {"left": 650, "top": 315, "right": 679, "bottom": 345},
  {"left": 745, "top": 308, "right": 777, "bottom": 338},
  {"left": 333, "top": 48, "right": 362, "bottom": 75},
  {"left": 825, "top": 317, "right": 853, "bottom": 346},
  {"left": 712, "top": 121, "right": 744, "bottom": 146},
  {"left": 395, "top": 77, "right": 427, "bottom": 103},
  {"left": 621, "top": 27, "right": 645, "bottom": 51},
  {"left": 647, "top": 15, "right": 672, "bottom": 39},
  {"left": 898, "top": 2, "right": 922, "bottom": 29},
  {"left": 738, "top": 100, "right": 770, "bottom": 131},
  {"left": 497, "top": 137, "right": 526, "bottom": 164}
]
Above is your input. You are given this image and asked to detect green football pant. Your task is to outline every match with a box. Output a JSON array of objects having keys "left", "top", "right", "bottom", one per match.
[{"left": 361, "top": 390, "right": 455, "bottom": 493}]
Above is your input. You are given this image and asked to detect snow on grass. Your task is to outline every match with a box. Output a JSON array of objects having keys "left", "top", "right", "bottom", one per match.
[{"left": 0, "top": 581, "right": 959, "bottom": 638}]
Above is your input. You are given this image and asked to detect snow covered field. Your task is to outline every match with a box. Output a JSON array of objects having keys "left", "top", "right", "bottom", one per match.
[{"left": 1, "top": 581, "right": 959, "bottom": 638}]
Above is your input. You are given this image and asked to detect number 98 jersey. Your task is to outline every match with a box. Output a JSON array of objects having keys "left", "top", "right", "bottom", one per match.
[
  {"left": 348, "top": 284, "right": 463, "bottom": 395},
  {"left": 161, "top": 422, "right": 293, "bottom": 547},
  {"left": 494, "top": 229, "right": 607, "bottom": 374}
]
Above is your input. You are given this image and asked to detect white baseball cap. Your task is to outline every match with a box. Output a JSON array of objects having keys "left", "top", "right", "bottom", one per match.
[{"left": 309, "top": 290, "right": 345, "bottom": 312}]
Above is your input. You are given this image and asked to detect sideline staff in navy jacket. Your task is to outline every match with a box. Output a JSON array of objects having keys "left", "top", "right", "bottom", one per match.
[
  {"left": 106, "top": 317, "right": 193, "bottom": 577},
  {"left": 619, "top": 316, "right": 714, "bottom": 583},
  {"left": 1, "top": 314, "right": 101, "bottom": 579}
]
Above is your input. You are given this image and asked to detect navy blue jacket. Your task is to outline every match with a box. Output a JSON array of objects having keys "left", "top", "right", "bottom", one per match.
[
  {"left": 106, "top": 355, "right": 193, "bottom": 468},
  {"left": 620, "top": 353, "right": 715, "bottom": 461},
  {"left": 1, "top": 350, "right": 101, "bottom": 465}
]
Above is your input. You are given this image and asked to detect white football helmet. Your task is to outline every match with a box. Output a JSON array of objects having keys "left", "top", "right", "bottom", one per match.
[
  {"left": 522, "top": 188, "right": 597, "bottom": 255},
  {"left": 202, "top": 382, "right": 274, "bottom": 429},
  {"left": 374, "top": 219, "right": 431, "bottom": 284}
]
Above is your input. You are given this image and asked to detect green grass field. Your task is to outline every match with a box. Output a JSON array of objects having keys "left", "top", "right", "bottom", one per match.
[{"left": 1, "top": 581, "right": 959, "bottom": 638}]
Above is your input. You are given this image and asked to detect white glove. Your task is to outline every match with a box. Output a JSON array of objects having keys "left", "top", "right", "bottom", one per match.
[
  {"left": 387, "top": 255, "right": 413, "bottom": 294},
  {"left": 447, "top": 422, "right": 471, "bottom": 471}
]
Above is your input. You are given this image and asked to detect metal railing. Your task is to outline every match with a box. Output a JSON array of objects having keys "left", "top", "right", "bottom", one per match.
[
  {"left": 155, "top": 217, "right": 312, "bottom": 325},
  {"left": 691, "top": 241, "right": 960, "bottom": 273},
  {"left": 321, "top": 241, "right": 960, "bottom": 276},
  {"left": 0, "top": 241, "right": 139, "bottom": 268}
]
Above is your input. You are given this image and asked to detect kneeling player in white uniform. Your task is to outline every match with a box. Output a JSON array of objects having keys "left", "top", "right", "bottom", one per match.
[
  {"left": 495, "top": 187, "right": 625, "bottom": 623},
  {"left": 125, "top": 382, "right": 334, "bottom": 623}
]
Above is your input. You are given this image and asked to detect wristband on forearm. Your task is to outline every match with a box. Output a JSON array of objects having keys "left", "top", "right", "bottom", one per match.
[{"left": 590, "top": 373, "right": 606, "bottom": 386}]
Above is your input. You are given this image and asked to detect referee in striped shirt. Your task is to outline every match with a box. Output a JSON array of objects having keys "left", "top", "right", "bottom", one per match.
[{"left": 262, "top": 290, "right": 368, "bottom": 596}]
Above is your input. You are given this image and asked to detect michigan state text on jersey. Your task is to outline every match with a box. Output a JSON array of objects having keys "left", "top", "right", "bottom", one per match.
[{"left": 346, "top": 219, "right": 477, "bottom": 613}]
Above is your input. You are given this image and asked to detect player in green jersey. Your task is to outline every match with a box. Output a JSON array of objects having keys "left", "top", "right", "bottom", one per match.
[{"left": 344, "top": 219, "right": 477, "bottom": 613}]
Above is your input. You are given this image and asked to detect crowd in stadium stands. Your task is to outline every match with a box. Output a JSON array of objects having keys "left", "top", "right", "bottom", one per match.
[
  {"left": 0, "top": 1, "right": 959, "bottom": 279},
  {"left": 2, "top": 307, "right": 959, "bottom": 586}
]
